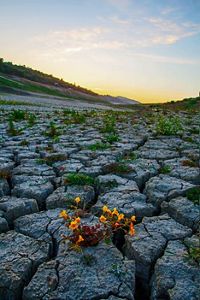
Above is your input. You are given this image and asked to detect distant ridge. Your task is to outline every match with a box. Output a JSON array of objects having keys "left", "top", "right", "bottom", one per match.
[{"left": 0, "top": 58, "right": 140, "bottom": 106}]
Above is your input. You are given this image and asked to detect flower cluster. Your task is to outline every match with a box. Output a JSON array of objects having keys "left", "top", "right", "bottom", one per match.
[
  {"left": 100, "top": 205, "right": 136, "bottom": 236},
  {"left": 59, "top": 197, "right": 136, "bottom": 251}
]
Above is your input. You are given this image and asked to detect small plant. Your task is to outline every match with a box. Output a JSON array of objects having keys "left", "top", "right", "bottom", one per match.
[
  {"left": 59, "top": 198, "right": 136, "bottom": 251},
  {"left": 64, "top": 173, "right": 95, "bottom": 186},
  {"left": 0, "top": 170, "right": 11, "bottom": 179},
  {"left": 44, "top": 154, "right": 67, "bottom": 165},
  {"left": 155, "top": 115, "right": 182, "bottom": 135},
  {"left": 10, "top": 109, "right": 26, "bottom": 121},
  {"left": 186, "top": 187, "right": 200, "bottom": 205},
  {"left": 20, "top": 139, "right": 30, "bottom": 146},
  {"left": 110, "top": 263, "right": 125, "bottom": 277},
  {"left": 160, "top": 165, "right": 171, "bottom": 174},
  {"left": 189, "top": 127, "right": 199, "bottom": 134},
  {"left": 104, "top": 162, "right": 133, "bottom": 174},
  {"left": 187, "top": 246, "right": 200, "bottom": 265},
  {"left": 100, "top": 115, "right": 116, "bottom": 134},
  {"left": 183, "top": 137, "right": 195, "bottom": 143},
  {"left": 27, "top": 113, "right": 36, "bottom": 127},
  {"left": 45, "top": 122, "right": 60, "bottom": 138},
  {"left": 105, "top": 134, "right": 119, "bottom": 144},
  {"left": 81, "top": 254, "right": 96, "bottom": 266},
  {"left": 7, "top": 119, "right": 22, "bottom": 136},
  {"left": 63, "top": 110, "right": 86, "bottom": 124},
  {"left": 88, "top": 142, "right": 110, "bottom": 151},
  {"left": 181, "top": 160, "right": 198, "bottom": 168},
  {"left": 118, "top": 152, "right": 137, "bottom": 162}
]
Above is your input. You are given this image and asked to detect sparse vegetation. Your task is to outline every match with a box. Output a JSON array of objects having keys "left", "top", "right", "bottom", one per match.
[
  {"left": 64, "top": 173, "right": 95, "bottom": 186},
  {"left": 44, "top": 121, "right": 61, "bottom": 138},
  {"left": 20, "top": 139, "right": 29, "bottom": 146},
  {"left": 186, "top": 187, "right": 200, "bottom": 205},
  {"left": 27, "top": 113, "right": 37, "bottom": 127},
  {"left": 118, "top": 152, "right": 137, "bottom": 162},
  {"left": 160, "top": 165, "right": 171, "bottom": 174},
  {"left": 10, "top": 109, "right": 26, "bottom": 121},
  {"left": 181, "top": 159, "right": 198, "bottom": 168},
  {"left": 88, "top": 142, "right": 110, "bottom": 151},
  {"left": 100, "top": 115, "right": 116, "bottom": 134},
  {"left": 155, "top": 115, "right": 183, "bottom": 136},
  {"left": 104, "top": 162, "right": 133, "bottom": 174},
  {"left": 104, "top": 133, "right": 119, "bottom": 143},
  {"left": 7, "top": 119, "right": 23, "bottom": 136}
]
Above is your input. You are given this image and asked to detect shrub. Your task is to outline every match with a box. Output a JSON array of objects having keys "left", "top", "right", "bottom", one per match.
[
  {"left": 186, "top": 187, "right": 200, "bottom": 205},
  {"left": 7, "top": 119, "right": 23, "bottom": 136},
  {"left": 104, "top": 162, "right": 133, "bottom": 174},
  {"left": 10, "top": 109, "right": 26, "bottom": 121},
  {"left": 20, "top": 139, "right": 29, "bottom": 146},
  {"left": 155, "top": 115, "right": 182, "bottom": 135},
  {"left": 105, "top": 134, "right": 119, "bottom": 143},
  {"left": 118, "top": 152, "right": 137, "bottom": 162},
  {"left": 64, "top": 173, "right": 95, "bottom": 186},
  {"left": 160, "top": 165, "right": 171, "bottom": 174},
  {"left": 88, "top": 142, "right": 110, "bottom": 151},
  {"left": 27, "top": 113, "right": 36, "bottom": 127},
  {"left": 100, "top": 115, "right": 116, "bottom": 134},
  {"left": 45, "top": 121, "right": 60, "bottom": 138}
]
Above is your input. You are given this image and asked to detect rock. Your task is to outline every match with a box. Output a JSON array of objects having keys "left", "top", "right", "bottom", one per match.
[
  {"left": 150, "top": 239, "right": 200, "bottom": 300},
  {"left": 137, "top": 149, "right": 179, "bottom": 160},
  {"left": 14, "top": 209, "right": 63, "bottom": 249},
  {"left": 145, "top": 175, "right": 194, "bottom": 208},
  {"left": 161, "top": 197, "right": 200, "bottom": 231},
  {"left": 93, "top": 175, "right": 155, "bottom": 220},
  {"left": 12, "top": 177, "right": 54, "bottom": 209},
  {"left": 0, "top": 216, "right": 9, "bottom": 233},
  {"left": 53, "top": 159, "right": 84, "bottom": 176},
  {"left": 46, "top": 185, "right": 95, "bottom": 209},
  {"left": 124, "top": 214, "right": 192, "bottom": 284},
  {"left": 0, "top": 196, "right": 39, "bottom": 226},
  {"left": 0, "top": 157, "right": 15, "bottom": 173},
  {"left": 163, "top": 157, "right": 200, "bottom": 184},
  {"left": 123, "top": 159, "right": 160, "bottom": 189},
  {"left": 0, "top": 178, "right": 10, "bottom": 196},
  {"left": 23, "top": 243, "right": 135, "bottom": 300},
  {"left": 13, "top": 159, "right": 55, "bottom": 177},
  {"left": 0, "top": 231, "right": 49, "bottom": 300}
]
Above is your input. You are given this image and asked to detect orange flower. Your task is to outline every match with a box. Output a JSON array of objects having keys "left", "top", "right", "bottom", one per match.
[
  {"left": 118, "top": 213, "right": 124, "bottom": 221},
  {"left": 129, "top": 222, "right": 135, "bottom": 236},
  {"left": 75, "top": 217, "right": 81, "bottom": 223},
  {"left": 131, "top": 215, "right": 136, "bottom": 222},
  {"left": 74, "top": 197, "right": 81, "bottom": 204},
  {"left": 77, "top": 235, "right": 84, "bottom": 244},
  {"left": 59, "top": 210, "right": 68, "bottom": 220},
  {"left": 103, "top": 205, "right": 108, "bottom": 212},
  {"left": 103, "top": 205, "right": 112, "bottom": 214},
  {"left": 69, "top": 220, "right": 78, "bottom": 230},
  {"left": 112, "top": 208, "right": 119, "bottom": 216},
  {"left": 99, "top": 215, "right": 107, "bottom": 223}
]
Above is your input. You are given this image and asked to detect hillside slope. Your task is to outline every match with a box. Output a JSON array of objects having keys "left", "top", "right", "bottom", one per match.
[{"left": 0, "top": 59, "right": 140, "bottom": 106}]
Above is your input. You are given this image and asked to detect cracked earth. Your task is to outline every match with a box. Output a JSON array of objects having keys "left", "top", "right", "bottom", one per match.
[{"left": 0, "top": 104, "right": 199, "bottom": 300}]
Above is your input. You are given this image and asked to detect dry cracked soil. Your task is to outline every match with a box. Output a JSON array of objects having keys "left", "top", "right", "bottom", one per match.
[{"left": 0, "top": 103, "right": 199, "bottom": 300}]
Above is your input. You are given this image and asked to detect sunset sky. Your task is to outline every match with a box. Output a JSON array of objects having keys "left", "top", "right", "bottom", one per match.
[{"left": 0, "top": 0, "right": 200, "bottom": 103}]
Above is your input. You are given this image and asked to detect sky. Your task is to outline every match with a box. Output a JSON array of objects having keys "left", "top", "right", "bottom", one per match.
[{"left": 0, "top": 0, "right": 200, "bottom": 103}]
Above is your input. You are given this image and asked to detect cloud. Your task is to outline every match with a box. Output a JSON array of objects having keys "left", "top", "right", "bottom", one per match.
[
  {"left": 161, "top": 7, "right": 178, "bottom": 15},
  {"left": 31, "top": 12, "right": 200, "bottom": 60},
  {"left": 131, "top": 52, "right": 200, "bottom": 65},
  {"left": 148, "top": 17, "right": 200, "bottom": 44},
  {"left": 106, "top": 0, "right": 131, "bottom": 10}
]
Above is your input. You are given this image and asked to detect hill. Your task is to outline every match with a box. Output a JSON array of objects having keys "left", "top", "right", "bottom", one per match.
[{"left": 0, "top": 59, "right": 140, "bottom": 106}]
